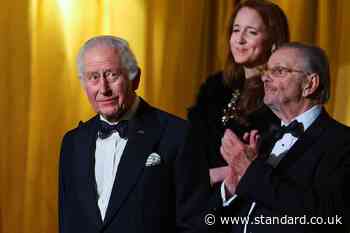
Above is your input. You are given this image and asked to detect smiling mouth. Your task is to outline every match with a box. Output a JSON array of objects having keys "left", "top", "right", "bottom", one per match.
[{"left": 235, "top": 48, "right": 248, "bottom": 53}]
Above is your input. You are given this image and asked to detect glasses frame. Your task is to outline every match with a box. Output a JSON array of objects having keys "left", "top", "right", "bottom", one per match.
[{"left": 259, "top": 65, "right": 311, "bottom": 78}]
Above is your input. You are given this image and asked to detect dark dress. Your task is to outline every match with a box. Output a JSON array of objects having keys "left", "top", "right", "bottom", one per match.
[{"left": 188, "top": 72, "right": 279, "bottom": 168}]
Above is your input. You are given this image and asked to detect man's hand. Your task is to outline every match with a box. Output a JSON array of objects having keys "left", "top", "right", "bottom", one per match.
[
  {"left": 220, "top": 129, "right": 259, "bottom": 181},
  {"left": 223, "top": 166, "right": 240, "bottom": 196},
  {"left": 209, "top": 166, "right": 230, "bottom": 186}
]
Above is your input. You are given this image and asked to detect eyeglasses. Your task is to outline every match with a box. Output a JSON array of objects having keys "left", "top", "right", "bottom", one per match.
[
  {"left": 259, "top": 65, "right": 311, "bottom": 78},
  {"left": 83, "top": 69, "right": 123, "bottom": 84}
]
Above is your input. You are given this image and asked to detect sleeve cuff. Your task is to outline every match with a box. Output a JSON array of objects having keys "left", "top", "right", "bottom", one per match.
[{"left": 220, "top": 181, "right": 238, "bottom": 207}]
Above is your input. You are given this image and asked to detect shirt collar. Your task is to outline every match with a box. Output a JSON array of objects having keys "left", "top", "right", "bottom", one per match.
[
  {"left": 281, "top": 105, "right": 322, "bottom": 131},
  {"left": 100, "top": 96, "right": 140, "bottom": 125}
]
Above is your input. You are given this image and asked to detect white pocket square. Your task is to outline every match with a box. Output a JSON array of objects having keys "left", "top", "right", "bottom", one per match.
[{"left": 145, "top": 153, "right": 161, "bottom": 167}]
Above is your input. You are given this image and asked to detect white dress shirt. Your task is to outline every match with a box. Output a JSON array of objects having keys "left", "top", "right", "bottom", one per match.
[
  {"left": 267, "top": 105, "right": 322, "bottom": 167},
  {"left": 221, "top": 105, "right": 322, "bottom": 233},
  {"left": 95, "top": 96, "right": 140, "bottom": 220}
]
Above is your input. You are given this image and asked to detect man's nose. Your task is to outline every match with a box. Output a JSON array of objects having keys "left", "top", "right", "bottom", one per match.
[
  {"left": 99, "top": 77, "right": 111, "bottom": 94},
  {"left": 261, "top": 73, "right": 271, "bottom": 83}
]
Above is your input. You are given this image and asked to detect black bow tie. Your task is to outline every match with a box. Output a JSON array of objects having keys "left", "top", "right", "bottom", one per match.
[
  {"left": 98, "top": 120, "right": 128, "bottom": 139},
  {"left": 272, "top": 120, "right": 304, "bottom": 141}
]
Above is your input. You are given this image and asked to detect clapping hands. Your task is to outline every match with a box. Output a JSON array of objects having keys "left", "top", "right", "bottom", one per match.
[{"left": 220, "top": 129, "right": 259, "bottom": 195}]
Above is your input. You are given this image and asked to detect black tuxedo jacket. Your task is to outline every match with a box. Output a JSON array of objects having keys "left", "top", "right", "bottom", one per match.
[
  {"left": 59, "top": 99, "right": 211, "bottom": 233},
  {"left": 213, "top": 109, "right": 350, "bottom": 233}
]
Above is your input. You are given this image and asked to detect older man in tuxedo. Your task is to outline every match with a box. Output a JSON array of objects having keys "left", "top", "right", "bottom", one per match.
[
  {"left": 219, "top": 42, "right": 350, "bottom": 233},
  {"left": 58, "top": 35, "right": 210, "bottom": 233}
]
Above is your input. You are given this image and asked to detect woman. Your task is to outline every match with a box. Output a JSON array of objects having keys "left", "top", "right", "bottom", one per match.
[{"left": 188, "top": 0, "right": 290, "bottom": 185}]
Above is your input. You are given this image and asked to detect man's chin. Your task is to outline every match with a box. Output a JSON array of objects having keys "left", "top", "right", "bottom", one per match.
[
  {"left": 264, "top": 98, "right": 275, "bottom": 108},
  {"left": 100, "top": 110, "right": 123, "bottom": 122},
  {"left": 264, "top": 100, "right": 280, "bottom": 112}
]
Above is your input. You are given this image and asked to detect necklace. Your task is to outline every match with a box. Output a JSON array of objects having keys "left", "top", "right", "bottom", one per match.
[{"left": 222, "top": 89, "right": 241, "bottom": 126}]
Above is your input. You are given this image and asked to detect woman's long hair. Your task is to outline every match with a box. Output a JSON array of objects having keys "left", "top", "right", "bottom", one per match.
[{"left": 223, "top": 0, "right": 290, "bottom": 123}]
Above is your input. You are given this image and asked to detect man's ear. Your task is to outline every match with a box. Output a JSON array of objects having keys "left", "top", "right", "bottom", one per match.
[
  {"left": 131, "top": 67, "right": 141, "bottom": 91},
  {"left": 302, "top": 73, "right": 320, "bottom": 97}
]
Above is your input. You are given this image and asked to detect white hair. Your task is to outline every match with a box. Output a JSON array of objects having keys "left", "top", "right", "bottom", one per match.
[{"left": 77, "top": 35, "right": 139, "bottom": 80}]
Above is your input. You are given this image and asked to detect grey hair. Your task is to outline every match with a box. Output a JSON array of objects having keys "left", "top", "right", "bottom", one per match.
[
  {"left": 77, "top": 35, "right": 139, "bottom": 80},
  {"left": 278, "top": 42, "right": 330, "bottom": 104}
]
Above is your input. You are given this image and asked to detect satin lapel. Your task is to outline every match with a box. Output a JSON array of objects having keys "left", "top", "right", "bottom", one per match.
[
  {"left": 257, "top": 124, "right": 280, "bottom": 160},
  {"left": 74, "top": 116, "right": 103, "bottom": 226},
  {"left": 103, "top": 100, "right": 162, "bottom": 226},
  {"left": 275, "top": 109, "right": 330, "bottom": 172}
]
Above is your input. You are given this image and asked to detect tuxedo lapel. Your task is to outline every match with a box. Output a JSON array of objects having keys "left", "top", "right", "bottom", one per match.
[
  {"left": 103, "top": 99, "right": 163, "bottom": 226},
  {"left": 275, "top": 109, "right": 330, "bottom": 172},
  {"left": 74, "top": 116, "right": 103, "bottom": 226},
  {"left": 257, "top": 124, "right": 280, "bottom": 160}
]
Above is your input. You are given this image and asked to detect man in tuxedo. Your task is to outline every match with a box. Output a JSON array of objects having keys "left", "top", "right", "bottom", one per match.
[
  {"left": 218, "top": 42, "right": 350, "bottom": 233},
  {"left": 59, "top": 35, "right": 210, "bottom": 233}
]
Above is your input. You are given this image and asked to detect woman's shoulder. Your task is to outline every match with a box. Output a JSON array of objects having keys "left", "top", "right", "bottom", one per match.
[
  {"left": 188, "top": 71, "right": 231, "bottom": 120},
  {"left": 196, "top": 72, "right": 232, "bottom": 103},
  {"left": 200, "top": 72, "right": 225, "bottom": 94}
]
